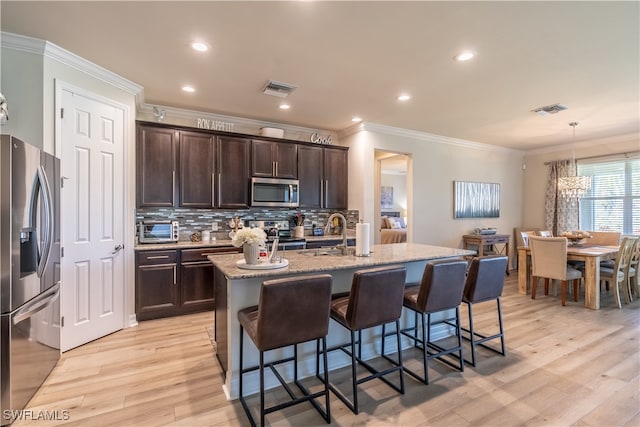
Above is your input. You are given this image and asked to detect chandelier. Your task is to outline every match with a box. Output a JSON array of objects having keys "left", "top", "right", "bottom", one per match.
[{"left": 558, "top": 122, "right": 591, "bottom": 199}]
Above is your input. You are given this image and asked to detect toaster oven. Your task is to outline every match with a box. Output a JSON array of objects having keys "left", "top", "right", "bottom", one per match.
[{"left": 138, "top": 220, "right": 179, "bottom": 243}]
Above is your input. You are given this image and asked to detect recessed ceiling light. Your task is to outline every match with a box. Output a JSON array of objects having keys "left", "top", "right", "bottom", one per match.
[
  {"left": 397, "top": 94, "right": 411, "bottom": 102},
  {"left": 182, "top": 85, "right": 195, "bottom": 93},
  {"left": 191, "top": 41, "right": 209, "bottom": 52},
  {"left": 454, "top": 51, "right": 476, "bottom": 62},
  {"left": 352, "top": 117, "right": 362, "bottom": 123},
  {"left": 279, "top": 104, "right": 290, "bottom": 110}
]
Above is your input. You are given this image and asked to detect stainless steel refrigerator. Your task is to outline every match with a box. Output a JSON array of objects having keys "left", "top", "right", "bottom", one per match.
[{"left": 0, "top": 135, "right": 60, "bottom": 425}]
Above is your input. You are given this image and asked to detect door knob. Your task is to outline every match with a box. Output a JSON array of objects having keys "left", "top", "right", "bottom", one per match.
[{"left": 112, "top": 244, "right": 124, "bottom": 255}]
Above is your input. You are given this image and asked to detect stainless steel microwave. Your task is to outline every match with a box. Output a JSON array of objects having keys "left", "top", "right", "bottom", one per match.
[
  {"left": 138, "top": 220, "right": 179, "bottom": 243},
  {"left": 251, "top": 177, "right": 299, "bottom": 208}
]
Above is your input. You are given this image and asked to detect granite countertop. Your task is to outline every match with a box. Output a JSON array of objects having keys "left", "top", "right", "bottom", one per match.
[
  {"left": 134, "top": 230, "right": 357, "bottom": 251},
  {"left": 208, "top": 242, "right": 474, "bottom": 280}
]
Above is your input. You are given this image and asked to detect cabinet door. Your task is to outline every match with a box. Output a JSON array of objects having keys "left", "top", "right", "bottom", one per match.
[
  {"left": 252, "top": 140, "right": 297, "bottom": 178},
  {"left": 217, "top": 136, "right": 250, "bottom": 208},
  {"left": 298, "top": 145, "right": 323, "bottom": 208},
  {"left": 324, "top": 148, "right": 348, "bottom": 209},
  {"left": 180, "top": 262, "right": 214, "bottom": 312},
  {"left": 179, "top": 131, "right": 215, "bottom": 207},
  {"left": 137, "top": 125, "right": 177, "bottom": 207},
  {"left": 251, "top": 140, "right": 275, "bottom": 177},
  {"left": 136, "top": 264, "right": 178, "bottom": 320}
]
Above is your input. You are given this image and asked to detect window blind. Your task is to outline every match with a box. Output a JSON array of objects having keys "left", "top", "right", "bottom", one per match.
[{"left": 577, "top": 155, "right": 640, "bottom": 234}]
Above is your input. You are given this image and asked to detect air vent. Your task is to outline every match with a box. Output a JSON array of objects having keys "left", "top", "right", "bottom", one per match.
[
  {"left": 531, "top": 103, "right": 568, "bottom": 115},
  {"left": 262, "top": 80, "right": 297, "bottom": 98}
]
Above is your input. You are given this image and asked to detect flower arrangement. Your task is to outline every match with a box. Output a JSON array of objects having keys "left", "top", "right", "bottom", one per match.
[{"left": 231, "top": 227, "right": 267, "bottom": 247}]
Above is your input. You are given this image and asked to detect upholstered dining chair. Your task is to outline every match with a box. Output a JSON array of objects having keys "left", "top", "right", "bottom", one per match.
[
  {"left": 588, "top": 231, "right": 621, "bottom": 246},
  {"left": 529, "top": 236, "right": 582, "bottom": 306},
  {"left": 538, "top": 230, "right": 553, "bottom": 237},
  {"left": 600, "top": 237, "right": 636, "bottom": 308}
]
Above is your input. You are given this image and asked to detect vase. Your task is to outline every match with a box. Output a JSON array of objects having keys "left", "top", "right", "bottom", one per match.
[
  {"left": 243, "top": 243, "right": 260, "bottom": 265},
  {"left": 293, "top": 226, "right": 304, "bottom": 238}
]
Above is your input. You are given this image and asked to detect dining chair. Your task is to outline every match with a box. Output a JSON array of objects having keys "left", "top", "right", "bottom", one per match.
[
  {"left": 626, "top": 238, "right": 640, "bottom": 299},
  {"left": 588, "top": 231, "right": 621, "bottom": 246},
  {"left": 529, "top": 236, "right": 582, "bottom": 306},
  {"left": 600, "top": 237, "right": 636, "bottom": 308},
  {"left": 538, "top": 230, "right": 553, "bottom": 237},
  {"left": 520, "top": 231, "right": 536, "bottom": 247}
]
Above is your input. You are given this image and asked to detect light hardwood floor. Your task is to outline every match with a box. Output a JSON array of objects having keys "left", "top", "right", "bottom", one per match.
[{"left": 13, "top": 273, "right": 640, "bottom": 426}]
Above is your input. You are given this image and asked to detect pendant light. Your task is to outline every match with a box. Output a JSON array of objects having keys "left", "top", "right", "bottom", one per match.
[{"left": 557, "top": 122, "right": 591, "bottom": 199}]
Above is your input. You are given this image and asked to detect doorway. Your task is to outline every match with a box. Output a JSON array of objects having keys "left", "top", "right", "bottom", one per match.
[{"left": 375, "top": 150, "right": 410, "bottom": 244}]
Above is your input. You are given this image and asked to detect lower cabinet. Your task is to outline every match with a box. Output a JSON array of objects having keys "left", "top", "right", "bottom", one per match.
[{"left": 136, "top": 246, "right": 240, "bottom": 321}]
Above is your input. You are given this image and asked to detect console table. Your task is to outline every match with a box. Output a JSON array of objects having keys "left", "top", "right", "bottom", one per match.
[{"left": 462, "top": 233, "right": 510, "bottom": 275}]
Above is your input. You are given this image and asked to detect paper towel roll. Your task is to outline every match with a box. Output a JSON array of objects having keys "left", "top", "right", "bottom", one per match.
[{"left": 356, "top": 222, "right": 370, "bottom": 256}]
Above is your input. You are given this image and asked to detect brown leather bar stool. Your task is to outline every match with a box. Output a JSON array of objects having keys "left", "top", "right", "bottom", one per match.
[
  {"left": 458, "top": 255, "right": 508, "bottom": 366},
  {"left": 320, "top": 266, "right": 406, "bottom": 414},
  {"left": 238, "top": 274, "right": 333, "bottom": 427},
  {"left": 399, "top": 259, "right": 467, "bottom": 384}
]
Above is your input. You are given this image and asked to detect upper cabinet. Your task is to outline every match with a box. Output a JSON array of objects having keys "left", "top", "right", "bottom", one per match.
[
  {"left": 137, "top": 125, "right": 177, "bottom": 207},
  {"left": 217, "top": 136, "right": 250, "bottom": 208},
  {"left": 136, "top": 122, "right": 345, "bottom": 210},
  {"left": 251, "top": 140, "right": 297, "bottom": 179},
  {"left": 179, "top": 131, "right": 215, "bottom": 208},
  {"left": 298, "top": 145, "right": 348, "bottom": 209}
]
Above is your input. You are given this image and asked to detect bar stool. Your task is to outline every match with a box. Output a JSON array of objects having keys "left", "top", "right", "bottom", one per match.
[
  {"left": 238, "top": 274, "right": 333, "bottom": 427},
  {"left": 320, "top": 265, "right": 406, "bottom": 414},
  {"left": 459, "top": 256, "right": 508, "bottom": 366},
  {"left": 399, "top": 259, "right": 467, "bottom": 384}
]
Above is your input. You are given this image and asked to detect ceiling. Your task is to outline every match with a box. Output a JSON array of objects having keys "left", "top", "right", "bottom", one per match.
[{"left": 1, "top": 1, "right": 638, "bottom": 151}]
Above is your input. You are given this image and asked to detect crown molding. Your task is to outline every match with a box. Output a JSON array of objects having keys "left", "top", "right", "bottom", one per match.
[
  {"left": 340, "top": 122, "right": 523, "bottom": 154},
  {"left": 2, "top": 32, "right": 143, "bottom": 96},
  {"left": 525, "top": 132, "right": 640, "bottom": 156}
]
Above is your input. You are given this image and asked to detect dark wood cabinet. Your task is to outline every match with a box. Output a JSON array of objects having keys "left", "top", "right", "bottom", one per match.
[
  {"left": 298, "top": 145, "right": 348, "bottom": 209},
  {"left": 251, "top": 140, "right": 297, "bottom": 179},
  {"left": 136, "top": 246, "right": 241, "bottom": 321},
  {"left": 136, "top": 250, "right": 179, "bottom": 320},
  {"left": 179, "top": 131, "right": 215, "bottom": 208},
  {"left": 217, "top": 136, "right": 250, "bottom": 208},
  {"left": 137, "top": 125, "right": 177, "bottom": 207},
  {"left": 324, "top": 148, "right": 348, "bottom": 209}
]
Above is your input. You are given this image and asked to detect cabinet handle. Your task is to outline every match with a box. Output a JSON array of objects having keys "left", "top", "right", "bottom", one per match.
[
  {"left": 147, "top": 255, "right": 169, "bottom": 260},
  {"left": 172, "top": 171, "right": 176, "bottom": 205},
  {"left": 325, "top": 180, "right": 329, "bottom": 207},
  {"left": 173, "top": 265, "right": 177, "bottom": 285},
  {"left": 211, "top": 173, "right": 215, "bottom": 207},
  {"left": 275, "top": 161, "right": 278, "bottom": 177},
  {"left": 217, "top": 173, "right": 221, "bottom": 205},
  {"left": 320, "top": 180, "right": 324, "bottom": 207}
]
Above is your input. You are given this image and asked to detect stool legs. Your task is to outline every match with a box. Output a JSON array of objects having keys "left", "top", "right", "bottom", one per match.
[
  {"left": 321, "top": 321, "right": 404, "bottom": 414},
  {"left": 239, "top": 324, "right": 331, "bottom": 426},
  {"left": 459, "top": 298, "right": 506, "bottom": 367},
  {"left": 400, "top": 307, "right": 464, "bottom": 384}
]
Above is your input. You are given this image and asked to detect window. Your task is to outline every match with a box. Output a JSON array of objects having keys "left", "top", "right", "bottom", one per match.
[{"left": 578, "top": 155, "right": 640, "bottom": 234}]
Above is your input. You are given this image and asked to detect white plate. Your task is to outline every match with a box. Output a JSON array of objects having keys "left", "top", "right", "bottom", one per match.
[{"left": 236, "top": 259, "right": 289, "bottom": 270}]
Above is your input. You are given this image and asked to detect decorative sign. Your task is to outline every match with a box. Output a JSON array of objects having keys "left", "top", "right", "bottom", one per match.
[
  {"left": 310, "top": 132, "right": 332, "bottom": 145},
  {"left": 197, "top": 118, "right": 234, "bottom": 132}
]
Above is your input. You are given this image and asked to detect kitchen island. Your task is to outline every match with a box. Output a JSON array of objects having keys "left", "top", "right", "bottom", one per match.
[{"left": 208, "top": 242, "right": 473, "bottom": 400}]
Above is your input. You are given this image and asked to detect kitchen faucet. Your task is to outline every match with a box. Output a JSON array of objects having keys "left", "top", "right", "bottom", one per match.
[{"left": 325, "top": 213, "right": 349, "bottom": 255}]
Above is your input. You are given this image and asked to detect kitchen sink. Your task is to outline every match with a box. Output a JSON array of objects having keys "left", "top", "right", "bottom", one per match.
[{"left": 298, "top": 247, "right": 353, "bottom": 256}]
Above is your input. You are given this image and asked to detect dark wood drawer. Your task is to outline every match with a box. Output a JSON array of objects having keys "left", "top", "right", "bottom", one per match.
[
  {"left": 181, "top": 246, "right": 240, "bottom": 263},
  {"left": 137, "top": 250, "right": 178, "bottom": 265}
]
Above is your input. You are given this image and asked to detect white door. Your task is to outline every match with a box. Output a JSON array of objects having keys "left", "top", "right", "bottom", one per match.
[{"left": 60, "top": 89, "right": 125, "bottom": 351}]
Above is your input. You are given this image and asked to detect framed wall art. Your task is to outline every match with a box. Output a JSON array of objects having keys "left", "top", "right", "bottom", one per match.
[
  {"left": 454, "top": 181, "right": 500, "bottom": 218},
  {"left": 381, "top": 186, "right": 394, "bottom": 209}
]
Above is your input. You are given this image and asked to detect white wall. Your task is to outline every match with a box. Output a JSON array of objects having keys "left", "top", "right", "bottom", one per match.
[
  {"left": 342, "top": 124, "right": 525, "bottom": 266},
  {"left": 523, "top": 134, "right": 640, "bottom": 229}
]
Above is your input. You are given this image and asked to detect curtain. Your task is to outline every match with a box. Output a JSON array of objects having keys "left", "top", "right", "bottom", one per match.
[{"left": 544, "top": 159, "right": 579, "bottom": 235}]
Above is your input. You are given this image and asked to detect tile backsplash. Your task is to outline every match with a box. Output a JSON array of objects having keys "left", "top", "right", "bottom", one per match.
[{"left": 136, "top": 207, "right": 359, "bottom": 241}]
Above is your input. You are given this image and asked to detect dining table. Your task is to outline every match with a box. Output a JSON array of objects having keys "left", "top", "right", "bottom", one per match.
[{"left": 518, "top": 244, "right": 619, "bottom": 310}]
